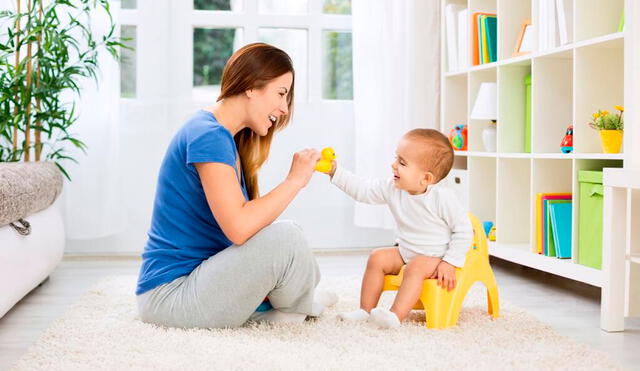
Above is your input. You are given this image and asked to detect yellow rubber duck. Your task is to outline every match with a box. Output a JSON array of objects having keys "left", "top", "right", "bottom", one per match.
[{"left": 315, "top": 147, "right": 336, "bottom": 173}]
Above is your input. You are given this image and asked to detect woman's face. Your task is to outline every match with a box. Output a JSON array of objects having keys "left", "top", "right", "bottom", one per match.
[{"left": 246, "top": 72, "right": 293, "bottom": 136}]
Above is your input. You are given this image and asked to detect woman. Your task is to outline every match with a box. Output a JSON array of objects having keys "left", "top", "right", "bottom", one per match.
[{"left": 136, "top": 43, "right": 331, "bottom": 328}]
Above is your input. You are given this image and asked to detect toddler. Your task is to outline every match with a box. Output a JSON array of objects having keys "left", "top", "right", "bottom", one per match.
[{"left": 329, "top": 128, "right": 472, "bottom": 328}]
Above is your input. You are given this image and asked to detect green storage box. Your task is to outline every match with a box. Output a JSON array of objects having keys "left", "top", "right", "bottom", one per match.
[
  {"left": 525, "top": 74, "right": 532, "bottom": 153},
  {"left": 578, "top": 170, "right": 604, "bottom": 269}
]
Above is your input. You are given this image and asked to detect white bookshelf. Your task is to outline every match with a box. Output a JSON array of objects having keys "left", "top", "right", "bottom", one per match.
[{"left": 440, "top": 0, "right": 626, "bottom": 287}]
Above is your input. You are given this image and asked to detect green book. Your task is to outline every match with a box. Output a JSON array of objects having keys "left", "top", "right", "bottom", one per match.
[
  {"left": 618, "top": 10, "right": 625, "bottom": 32},
  {"left": 545, "top": 199, "right": 571, "bottom": 257},
  {"left": 525, "top": 74, "right": 532, "bottom": 153}
]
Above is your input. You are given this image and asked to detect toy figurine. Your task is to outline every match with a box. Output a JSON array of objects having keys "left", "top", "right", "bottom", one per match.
[
  {"left": 560, "top": 125, "right": 573, "bottom": 153},
  {"left": 482, "top": 221, "right": 494, "bottom": 237},
  {"left": 449, "top": 124, "right": 468, "bottom": 151},
  {"left": 488, "top": 225, "right": 496, "bottom": 241},
  {"left": 315, "top": 147, "right": 336, "bottom": 173}
]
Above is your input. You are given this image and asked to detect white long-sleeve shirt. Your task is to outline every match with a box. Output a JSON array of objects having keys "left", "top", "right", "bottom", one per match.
[{"left": 331, "top": 166, "right": 473, "bottom": 267}]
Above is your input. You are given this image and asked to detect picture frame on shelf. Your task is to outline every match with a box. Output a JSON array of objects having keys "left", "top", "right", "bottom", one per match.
[{"left": 513, "top": 19, "right": 533, "bottom": 57}]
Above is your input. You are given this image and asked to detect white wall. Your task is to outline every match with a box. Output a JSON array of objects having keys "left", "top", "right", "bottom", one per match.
[{"left": 65, "top": 0, "right": 395, "bottom": 254}]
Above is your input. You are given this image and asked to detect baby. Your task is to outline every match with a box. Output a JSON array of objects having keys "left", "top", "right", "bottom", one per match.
[{"left": 328, "top": 128, "right": 472, "bottom": 328}]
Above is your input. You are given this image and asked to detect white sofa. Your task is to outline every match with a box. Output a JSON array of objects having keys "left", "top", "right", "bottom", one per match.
[{"left": 0, "top": 163, "right": 64, "bottom": 318}]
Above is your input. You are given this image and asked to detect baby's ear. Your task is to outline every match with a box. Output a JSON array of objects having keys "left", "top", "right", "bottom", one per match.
[{"left": 424, "top": 171, "right": 436, "bottom": 185}]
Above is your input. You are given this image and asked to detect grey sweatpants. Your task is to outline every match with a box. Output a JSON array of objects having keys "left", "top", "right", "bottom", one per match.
[{"left": 136, "top": 220, "right": 321, "bottom": 329}]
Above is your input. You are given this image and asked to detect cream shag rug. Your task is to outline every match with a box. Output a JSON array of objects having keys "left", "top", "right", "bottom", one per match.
[{"left": 12, "top": 275, "right": 621, "bottom": 371}]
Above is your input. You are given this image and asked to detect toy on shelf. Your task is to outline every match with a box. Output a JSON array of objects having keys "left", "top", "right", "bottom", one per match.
[
  {"left": 315, "top": 147, "right": 336, "bottom": 173},
  {"left": 482, "top": 221, "right": 494, "bottom": 237},
  {"left": 449, "top": 124, "right": 468, "bottom": 151},
  {"left": 560, "top": 125, "right": 573, "bottom": 153},
  {"left": 482, "top": 221, "right": 496, "bottom": 241}
]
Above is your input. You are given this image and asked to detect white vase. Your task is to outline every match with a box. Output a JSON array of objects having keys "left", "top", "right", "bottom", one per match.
[{"left": 482, "top": 124, "right": 497, "bottom": 152}]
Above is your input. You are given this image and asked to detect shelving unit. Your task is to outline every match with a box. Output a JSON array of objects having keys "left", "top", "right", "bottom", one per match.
[{"left": 440, "top": 0, "right": 626, "bottom": 287}]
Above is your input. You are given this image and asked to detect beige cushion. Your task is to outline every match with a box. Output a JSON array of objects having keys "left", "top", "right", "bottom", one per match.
[{"left": 0, "top": 162, "right": 63, "bottom": 227}]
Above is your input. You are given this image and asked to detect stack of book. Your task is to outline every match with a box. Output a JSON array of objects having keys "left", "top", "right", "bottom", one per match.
[
  {"left": 536, "top": 193, "right": 572, "bottom": 258},
  {"left": 537, "top": 0, "right": 573, "bottom": 51},
  {"left": 472, "top": 13, "right": 497, "bottom": 65},
  {"left": 445, "top": 4, "right": 469, "bottom": 72}
]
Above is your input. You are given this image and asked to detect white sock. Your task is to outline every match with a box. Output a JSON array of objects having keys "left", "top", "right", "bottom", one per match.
[
  {"left": 308, "top": 290, "right": 339, "bottom": 317},
  {"left": 337, "top": 308, "right": 370, "bottom": 322},
  {"left": 309, "top": 301, "right": 326, "bottom": 317},
  {"left": 369, "top": 308, "right": 401, "bottom": 328},
  {"left": 254, "top": 309, "right": 307, "bottom": 324},
  {"left": 315, "top": 290, "right": 339, "bottom": 308}
]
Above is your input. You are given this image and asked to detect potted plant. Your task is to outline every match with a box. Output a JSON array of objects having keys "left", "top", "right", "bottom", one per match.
[
  {"left": 588, "top": 105, "right": 624, "bottom": 154},
  {"left": 0, "top": 0, "right": 124, "bottom": 177}
]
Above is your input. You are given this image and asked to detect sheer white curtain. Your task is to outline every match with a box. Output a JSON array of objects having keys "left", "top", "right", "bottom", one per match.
[
  {"left": 62, "top": 4, "right": 125, "bottom": 240},
  {"left": 351, "top": 0, "right": 441, "bottom": 229}
]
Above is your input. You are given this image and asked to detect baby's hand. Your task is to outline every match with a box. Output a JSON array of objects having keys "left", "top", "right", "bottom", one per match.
[
  {"left": 430, "top": 261, "right": 457, "bottom": 291},
  {"left": 328, "top": 160, "right": 337, "bottom": 178}
]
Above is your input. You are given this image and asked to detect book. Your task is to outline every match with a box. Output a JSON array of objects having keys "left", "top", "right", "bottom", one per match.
[
  {"left": 548, "top": 0, "right": 558, "bottom": 48},
  {"left": 539, "top": 0, "right": 547, "bottom": 51},
  {"left": 446, "top": 4, "right": 460, "bottom": 71},
  {"left": 446, "top": 5, "right": 470, "bottom": 71},
  {"left": 485, "top": 16, "right": 497, "bottom": 62},
  {"left": 549, "top": 202, "right": 572, "bottom": 258},
  {"left": 480, "top": 15, "right": 489, "bottom": 63},
  {"left": 618, "top": 9, "right": 625, "bottom": 32},
  {"left": 556, "top": 0, "right": 572, "bottom": 45},
  {"left": 536, "top": 193, "right": 572, "bottom": 254},
  {"left": 525, "top": 74, "right": 532, "bottom": 153},
  {"left": 458, "top": 8, "right": 469, "bottom": 69},
  {"left": 545, "top": 199, "right": 571, "bottom": 256},
  {"left": 472, "top": 12, "right": 495, "bottom": 65}
]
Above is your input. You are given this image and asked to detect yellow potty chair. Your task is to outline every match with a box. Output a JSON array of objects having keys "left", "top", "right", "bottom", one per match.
[{"left": 382, "top": 213, "right": 500, "bottom": 329}]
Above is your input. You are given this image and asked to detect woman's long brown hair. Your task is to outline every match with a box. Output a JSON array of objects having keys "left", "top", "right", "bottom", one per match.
[{"left": 217, "top": 43, "right": 295, "bottom": 200}]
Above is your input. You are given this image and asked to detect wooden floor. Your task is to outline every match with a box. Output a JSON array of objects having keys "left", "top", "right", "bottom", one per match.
[{"left": 1, "top": 254, "right": 639, "bottom": 369}]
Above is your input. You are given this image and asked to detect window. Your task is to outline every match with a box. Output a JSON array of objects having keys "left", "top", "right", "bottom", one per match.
[
  {"left": 322, "top": 0, "right": 351, "bottom": 15},
  {"left": 120, "top": 25, "right": 137, "bottom": 98},
  {"left": 323, "top": 30, "right": 352, "bottom": 100},
  {"left": 194, "top": 0, "right": 243, "bottom": 11},
  {"left": 190, "top": 0, "right": 352, "bottom": 102},
  {"left": 121, "top": 0, "right": 137, "bottom": 9},
  {"left": 258, "top": 28, "right": 308, "bottom": 100},
  {"left": 192, "top": 28, "right": 243, "bottom": 101}
]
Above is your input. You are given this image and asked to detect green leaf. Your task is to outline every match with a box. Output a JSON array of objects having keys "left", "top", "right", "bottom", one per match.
[
  {"left": 54, "top": 161, "right": 71, "bottom": 181},
  {"left": 1, "top": 0, "right": 121, "bottom": 175}
]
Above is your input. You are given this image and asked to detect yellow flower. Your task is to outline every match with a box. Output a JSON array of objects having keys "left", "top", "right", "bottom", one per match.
[
  {"left": 592, "top": 112, "right": 600, "bottom": 119},
  {"left": 615, "top": 105, "right": 624, "bottom": 112},
  {"left": 602, "top": 110, "right": 609, "bottom": 116}
]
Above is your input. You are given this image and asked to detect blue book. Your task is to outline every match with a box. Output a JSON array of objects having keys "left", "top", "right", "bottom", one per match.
[
  {"left": 549, "top": 202, "right": 572, "bottom": 259},
  {"left": 543, "top": 199, "right": 570, "bottom": 255},
  {"left": 477, "top": 15, "right": 484, "bottom": 64},
  {"left": 546, "top": 206, "right": 556, "bottom": 257},
  {"left": 485, "top": 16, "right": 497, "bottom": 62}
]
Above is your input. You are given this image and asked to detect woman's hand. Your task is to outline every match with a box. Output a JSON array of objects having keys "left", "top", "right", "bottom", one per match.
[{"left": 286, "top": 149, "right": 321, "bottom": 189}]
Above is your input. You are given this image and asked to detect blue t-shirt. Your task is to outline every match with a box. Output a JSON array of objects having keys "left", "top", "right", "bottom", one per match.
[{"left": 136, "top": 110, "right": 249, "bottom": 295}]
